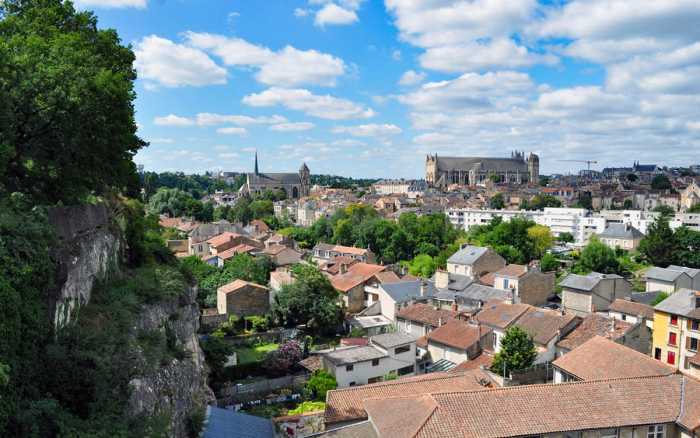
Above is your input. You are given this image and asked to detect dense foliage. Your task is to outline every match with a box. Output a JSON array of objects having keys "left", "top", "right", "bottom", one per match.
[
  {"left": 651, "top": 174, "right": 672, "bottom": 191},
  {"left": 304, "top": 370, "right": 337, "bottom": 401},
  {"left": 310, "top": 174, "right": 378, "bottom": 189},
  {"left": 280, "top": 205, "right": 462, "bottom": 264},
  {"left": 147, "top": 187, "right": 214, "bottom": 221},
  {"left": 271, "top": 264, "right": 343, "bottom": 335},
  {"left": 574, "top": 236, "right": 621, "bottom": 274},
  {"left": 490, "top": 326, "right": 537, "bottom": 375},
  {"left": 466, "top": 217, "right": 553, "bottom": 264},
  {"left": 520, "top": 194, "right": 562, "bottom": 210},
  {"left": 0, "top": 0, "right": 144, "bottom": 203},
  {"left": 638, "top": 216, "right": 700, "bottom": 268},
  {"left": 142, "top": 171, "right": 244, "bottom": 200},
  {"left": 264, "top": 340, "right": 303, "bottom": 376}
]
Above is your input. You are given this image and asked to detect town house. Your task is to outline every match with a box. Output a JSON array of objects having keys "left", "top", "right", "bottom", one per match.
[{"left": 560, "top": 271, "right": 632, "bottom": 316}]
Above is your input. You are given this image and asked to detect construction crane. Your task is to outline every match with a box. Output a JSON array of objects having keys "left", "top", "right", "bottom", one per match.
[{"left": 558, "top": 159, "right": 598, "bottom": 171}]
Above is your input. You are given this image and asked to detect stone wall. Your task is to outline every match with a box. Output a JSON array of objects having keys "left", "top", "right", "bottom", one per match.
[
  {"left": 128, "top": 284, "right": 215, "bottom": 437},
  {"left": 48, "top": 203, "right": 121, "bottom": 328}
]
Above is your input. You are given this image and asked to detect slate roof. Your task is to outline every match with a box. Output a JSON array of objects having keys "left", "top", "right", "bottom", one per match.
[
  {"left": 598, "top": 223, "right": 644, "bottom": 239},
  {"left": 552, "top": 336, "right": 675, "bottom": 381},
  {"left": 323, "top": 345, "right": 386, "bottom": 366},
  {"left": 447, "top": 245, "right": 488, "bottom": 265},
  {"left": 371, "top": 332, "right": 417, "bottom": 349},
  {"left": 668, "top": 265, "right": 700, "bottom": 279},
  {"left": 436, "top": 283, "right": 512, "bottom": 305},
  {"left": 247, "top": 172, "right": 301, "bottom": 185},
  {"left": 559, "top": 271, "right": 622, "bottom": 291},
  {"left": 513, "top": 307, "right": 578, "bottom": 346},
  {"left": 609, "top": 298, "right": 654, "bottom": 320},
  {"left": 655, "top": 288, "right": 700, "bottom": 319},
  {"left": 556, "top": 313, "right": 631, "bottom": 351},
  {"left": 645, "top": 266, "right": 688, "bottom": 283},
  {"left": 203, "top": 406, "right": 274, "bottom": 438},
  {"left": 396, "top": 303, "right": 458, "bottom": 328},
  {"left": 324, "top": 370, "right": 493, "bottom": 424},
  {"left": 361, "top": 375, "right": 698, "bottom": 438},
  {"left": 380, "top": 280, "right": 437, "bottom": 303}
]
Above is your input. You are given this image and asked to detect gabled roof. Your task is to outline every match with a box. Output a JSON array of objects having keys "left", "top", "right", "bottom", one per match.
[
  {"left": 474, "top": 301, "right": 530, "bottom": 330},
  {"left": 360, "top": 375, "right": 697, "bottom": 438},
  {"left": 426, "top": 319, "right": 491, "bottom": 350},
  {"left": 552, "top": 336, "right": 675, "bottom": 381},
  {"left": 330, "top": 263, "right": 386, "bottom": 292},
  {"left": 655, "top": 288, "right": 700, "bottom": 319},
  {"left": 514, "top": 307, "right": 578, "bottom": 345},
  {"left": 645, "top": 266, "right": 690, "bottom": 283},
  {"left": 609, "top": 298, "right": 654, "bottom": 320},
  {"left": 324, "top": 370, "right": 493, "bottom": 424},
  {"left": 556, "top": 313, "right": 632, "bottom": 351},
  {"left": 380, "top": 280, "right": 436, "bottom": 303},
  {"left": 370, "top": 332, "right": 416, "bottom": 349},
  {"left": 598, "top": 223, "right": 644, "bottom": 239},
  {"left": 493, "top": 264, "right": 528, "bottom": 279},
  {"left": 206, "top": 231, "right": 241, "bottom": 248},
  {"left": 447, "top": 245, "right": 488, "bottom": 266},
  {"left": 559, "top": 271, "right": 622, "bottom": 292},
  {"left": 668, "top": 265, "right": 700, "bottom": 279},
  {"left": 396, "top": 303, "right": 458, "bottom": 328},
  {"left": 217, "top": 279, "right": 268, "bottom": 294}
]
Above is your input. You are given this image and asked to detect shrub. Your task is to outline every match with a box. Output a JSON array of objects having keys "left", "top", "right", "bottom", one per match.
[{"left": 304, "top": 370, "right": 337, "bottom": 401}]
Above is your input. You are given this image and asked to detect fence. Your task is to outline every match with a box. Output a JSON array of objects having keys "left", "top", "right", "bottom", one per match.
[
  {"left": 509, "top": 362, "right": 553, "bottom": 385},
  {"left": 219, "top": 374, "right": 308, "bottom": 403}
]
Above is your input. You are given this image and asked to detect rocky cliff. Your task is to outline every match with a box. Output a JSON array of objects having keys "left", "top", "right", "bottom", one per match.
[{"left": 128, "top": 284, "right": 215, "bottom": 437}]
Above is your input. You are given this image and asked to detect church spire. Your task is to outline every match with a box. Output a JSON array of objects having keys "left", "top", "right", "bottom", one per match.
[{"left": 254, "top": 150, "right": 259, "bottom": 175}]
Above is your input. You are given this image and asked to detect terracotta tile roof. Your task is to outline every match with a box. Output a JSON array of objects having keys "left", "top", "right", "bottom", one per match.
[
  {"left": 552, "top": 336, "right": 676, "bottom": 381},
  {"left": 217, "top": 279, "right": 267, "bottom": 294},
  {"left": 206, "top": 232, "right": 241, "bottom": 249},
  {"left": 363, "top": 375, "right": 689, "bottom": 438},
  {"left": 324, "top": 370, "right": 493, "bottom": 424},
  {"left": 324, "top": 256, "right": 359, "bottom": 275},
  {"left": 475, "top": 301, "right": 530, "bottom": 329},
  {"left": 678, "top": 376, "right": 700, "bottom": 432},
  {"left": 479, "top": 272, "right": 496, "bottom": 286},
  {"left": 249, "top": 219, "right": 270, "bottom": 233},
  {"left": 556, "top": 313, "right": 632, "bottom": 351},
  {"left": 449, "top": 352, "right": 494, "bottom": 373},
  {"left": 609, "top": 298, "right": 654, "bottom": 320},
  {"left": 363, "top": 395, "right": 437, "bottom": 438},
  {"left": 262, "top": 243, "right": 290, "bottom": 256},
  {"left": 298, "top": 355, "right": 322, "bottom": 373},
  {"left": 332, "top": 245, "right": 370, "bottom": 256},
  {"left": 270, "top": 270, "right": 294, "bottom": 287},
  {"left": 396, "top": 303, "right": 458, "bottom": 328},
  {"left": 514, "top": 307, "right": 578, "bottom": 346},
  {"left": 373, "top": 271, "right": 401, "bottom": 284},
  {"left": 218, "top": 244, "right": 257, "bottom": 260},
  {"left": 330, "top": 263, "right": 386, "bottom": 292},
  {"left": 426, "top": 319, "right": 491, "bottom": 350},
  {"left": 493, "top": 264, "right": 528, "bottom": 278}
]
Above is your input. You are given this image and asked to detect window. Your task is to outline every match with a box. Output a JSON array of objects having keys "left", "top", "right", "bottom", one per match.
[
  {"left": 348, "top": 381, "right": 356, "bottom": 386},
  {"left": 600, "top": 428, "right": 618, "bottom": 438},
  {"left": 670, "top": 315, "right": 678, "bottom": 326},
  {"left": 371, "top": 359, "right": 380, "bottom": 366},
  {"left": 691, "top": 320, "right": 700, "bottom": 331},
  {"left": 669, "top": 332, "right": 677, "bottom": 346},
  {"left": 667, "top": 351, "right": 676, "bottom": 365},
  {"left": 345, "top": 364, "right": 354, "bottom": 372},
  {"left": 503, "top": 279, "right": 510, "bottom": 289},
  {"left": 621, "top": 314, "right": 627, "bottom": 321},
  {"left": 397, "top": 365, "right": 415, "bottom": 376},
  {"left": 647, "top": 425, "right": 665, "bottom": 438},
  {"left": 395, "top": 345, "right": 411, "bottom": 355},
  {"left": 654, "top": 348, "right": 662, "bottom": 360},
  {"left": 688, "top": 337, "right": 699, "bottom": 352},
  {"left": 367, "top": 376, "right": 382, "bottom": 384}
]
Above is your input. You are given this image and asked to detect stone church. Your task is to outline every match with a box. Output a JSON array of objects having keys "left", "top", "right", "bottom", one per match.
[
  {"left": 426, "top": 151, "right": 539, "bottom": 187},
  {"left": 240, "top": 152, "right": 310, "bottom": 199}
]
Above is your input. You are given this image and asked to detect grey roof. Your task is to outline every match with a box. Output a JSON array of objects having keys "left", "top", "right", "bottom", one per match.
[
  {"left": 559, "top": 272, "right": 622, "bottom": 292},
  {"left": 203, "top": 406, "right": 274, "bottom": 438},
  {"left": 247, "top": 172, "right": 301, "bottom": 185},
  {"left": 435, "top": 156, "right": 528, "bottom": 173},
  {"left": 350, "top": 315, "right": 392, "bottom": 329},
  {"left": 668, "top": 265, "right": 700, "bottom": 279},
  {"left": 630, "top": 291, "right": 667, "bottom": 306},
  {"left": 598, "top": 223, "right": 644, "bottom": 239},
  {"left": 446, "top": 273, "right": 474, "bottom": 292},
  {"left": 645, "top": 267, "right": 688, "bottom": 283},
  {"left": 371, "top": 332, "right": 417, "bottom": 349},
  {"left": 380, "top": 280, "right": 437, "bottom": 303},
  {"left": 309, "top": 421, "right": 378, "bottom": 438},
  {"left": 314, "top": 242, "right": 335, "bottom": 252},
  {"left": 654, "top": 288, "right": 700, "bottom": 318},
  {"left": 324, "top": 345, "right": 386, "bottom": 366},
  {"left": 435, "top": 283, "right": 512, "bottom": 305},
  {"left": 447, "top": 245, "right": 489, "bottom": 266}
]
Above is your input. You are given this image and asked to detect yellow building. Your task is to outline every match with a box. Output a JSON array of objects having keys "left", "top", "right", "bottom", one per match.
[{"left": 652, "top": 288, "right": 700, "bottom": 378}]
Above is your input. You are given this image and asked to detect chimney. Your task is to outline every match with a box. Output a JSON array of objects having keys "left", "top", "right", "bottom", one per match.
[
  {"left": 435, "top": 270, "right": 449, "bottom": 289},
  {"left": 610, "top": 317, "right": 615, "bottom": 333},
  {"left": 420, "top": 281, "right": 427, "bottom": 297},
  {"left": 438, "top": 317, "right": 443, "bottom": 327},
  {"left": 452, "top": 301, "right": 459, "bottom": 312},
  {"left": 340, "top": 263, "right": 348, "bottom": 275}
]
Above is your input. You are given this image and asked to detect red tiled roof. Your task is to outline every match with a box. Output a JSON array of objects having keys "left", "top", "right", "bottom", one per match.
[
  {"left": 206, "top": 232, "right": 241, "bottom": 248},
  {"left": 397, "top": 303, "right": 458, "bottom": 328},
  {"left": 552, "top": 336, "right": 676, "bottom": 381},
  {"left": 514, "top": 307, "right": 578, "bottom": 346},
  {"left": 493, "top": 264, "right": 528, "bottom": 278},
  {"left": 479, "top": 272, "right": 496, "bottom": 286},
  {"left": 330, "top": 263, "right": 386, "bottom": 292},
  {"left": 609, "top": 298, "right": 654, "bottom": 320},
  {"left": 217, "top": 279, "right": 267, "bottom": 294},
  {"left": 449, "top": 352, "right": 494, "bottom": 373},
  {"left": 218, "top": 244, "right": 257, "bottom": 260},
  {"left": 474, "top": 301, "right": 530, "bottom": 330},
  {"left": 556, "top": 313, "right": 632, "bottom": 351},
  {"left": 426, "top": 319, "right": 491, "bottom": 350}
]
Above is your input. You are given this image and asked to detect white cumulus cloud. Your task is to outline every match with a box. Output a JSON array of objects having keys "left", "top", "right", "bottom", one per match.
[
  {"left": 332, "top": 124, "right": 402, "bottom": 137},
  {"left": 315, "top": 3, "right": 358, "bottom": 27},
  {"left": 398, "top": 70, "right": 426, "bottom": 86},
  {"left": 243, "top": 88, "right": 375, "bottom": 120},
  {"left": 270, "top": 122, "right": 316, "bottom": 132}
]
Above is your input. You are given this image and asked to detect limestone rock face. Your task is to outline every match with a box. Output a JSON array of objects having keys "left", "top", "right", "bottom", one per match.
[{"left": 127, "top": 285, "right": 215, "bottom": 438}]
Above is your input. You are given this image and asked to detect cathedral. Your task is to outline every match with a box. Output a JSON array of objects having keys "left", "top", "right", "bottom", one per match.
[
  {"left": 240, "top": 152, "right": 310, "bottom": 199},
  {"left": 426, "top": 151, "right": 539, "bottom": 187}
]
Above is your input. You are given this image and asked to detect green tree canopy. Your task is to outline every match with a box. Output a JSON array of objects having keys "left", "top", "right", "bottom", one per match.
[
  {"left": 652, "top": 204, "right": 675, "bottom": 217},
  {"left": 147, "top": 187, "right": 214, "bottom": 221},
  {"left": 271, "top": 264, "right": 343, "bottom": 335},
  {"left": 490, "top": 326, "right": 537, "bottom": 375},
  {"left": 688, "top": 204, "right": 700, "bottom": 213},
  {"left": 558, "top": 232, "right": 575, "bottom": 243},
  {"left": 404, "top": 254, "right": 438, "bottom": 278},
  {"left": 489, "top": 193, "right": 505, "bottom": 209},
  {"left": 651, "top": 174, "right": 672, "bottom": 190},
  {"left": 0, "top": 0, "right": 144, "bottom": 203},
  {"left": 575, "top": 236, "right": 621, "bottom": 274},
  {"left": 304, "top": 370, "right": 337, "bottom": 401},
  {"left": 540, "top": 253, "right": 559, "bottom": 272},
  {"left": 639, "top": 216, "right": 679, "bottom": 267}
]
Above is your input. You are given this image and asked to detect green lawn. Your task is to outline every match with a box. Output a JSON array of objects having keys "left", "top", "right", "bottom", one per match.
[{"left": 235, "top": 343, "right": 279, "bottom": 364}]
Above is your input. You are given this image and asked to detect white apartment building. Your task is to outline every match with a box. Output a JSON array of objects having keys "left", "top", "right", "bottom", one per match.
[{"left": 372, "top": 179, "right": 427, "bottom": 198}]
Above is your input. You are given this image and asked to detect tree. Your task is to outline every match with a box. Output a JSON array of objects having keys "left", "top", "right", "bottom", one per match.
[
  {"left": 574, "top": 192, "right": 593, "bottom": 210},
  {"left": 489, "top": 193, "right": 505, "bottom": 209},
  {"left": 673, "top": 227, "right": 700, "bottom": 268},
  {"left": 201, "top": 336, "right": 234, "bottom": 383},
  {"left": 650, "top": 292, "right": 670, "bottom": 306},
  {"left": 0, "top": 363, "right": 8, "bottom": 387},
  {"left": 652, "top": 204, "right": 675, "bottom": 217},
  {"left": 558, "top": 232, "right": 575, "bottom": 243},
  {"left": 639, "top": 216, "right": 679, "bottom": 267},
  {"left": 490, "top": 326, "right": 537, "bottom": 375},
  {"left": 405, "top": 254, "right": 437, "bottom": 278},
  {"left": 304, "top": 370, "right": 337, "bottom": 401},
  {"left": 264, "top": 340, "right": 302, "bottom": 376},
  {"left": 272, "top": 264, "right": 343, "bottom": 335},
  {"left": 651, "top": 175, "right": 672, "bottom": 190},
  {"left": 527, "top": 225, "right": 554, "bottom": 259},
  {"left": 0, "top": 0, "right": 145, "bottom": 203},
  {"left": 626, "top": 173, "right": 638, "bottom": 182},
  {"left": 576, "top": 236, "right": 620, "bottom": 274},
  {"left": 688, "top": 204, "right": 700, "bottom": 213},
  {"left": 540, "top": 253, "right": 559, "bottom": 272},
  {"left": 523, "top": 194, "right": 562, "bottom": 210}
]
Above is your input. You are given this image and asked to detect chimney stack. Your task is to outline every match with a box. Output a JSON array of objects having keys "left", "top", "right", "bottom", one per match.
[
  {"left": 438, "top": 317, "right": 443, "bottom": 327},
  {"left": 340, "top": 263, "right": 348, "bottom": 275},
  {"left": 420, "top": 280, "right": 426, "bottom": 297},
  {"left": 452, "top": 301, "right": 459, "bottom": 312}
]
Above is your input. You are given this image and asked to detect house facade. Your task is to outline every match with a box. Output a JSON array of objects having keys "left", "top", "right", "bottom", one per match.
[
  {"left": 652, "top": 289, "right": 700, "bottom": 378},
  {"left": 560, "top": 272, "right": 632, "bottom": 316},
  {"left": 446, "top": 244, "right": 506, "bottom": 278},
  {"left": 216, "top": 280, "right": 269, "bottom": 317}
]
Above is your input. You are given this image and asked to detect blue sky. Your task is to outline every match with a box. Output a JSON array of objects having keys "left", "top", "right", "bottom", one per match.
[{"left": 78, "top": 0, "right": 700, "bottom": 178}]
